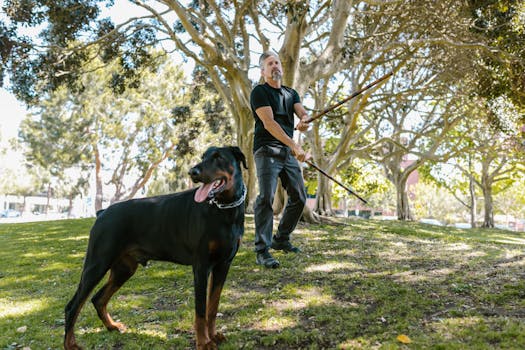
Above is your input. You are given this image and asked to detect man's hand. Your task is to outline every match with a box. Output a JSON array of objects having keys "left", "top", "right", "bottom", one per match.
[
  {"left": 296, "top": 119, "right": 309, "bottom": 132},
  {"left": 291, "top": 143, "right": 310, "bottom": 162}
]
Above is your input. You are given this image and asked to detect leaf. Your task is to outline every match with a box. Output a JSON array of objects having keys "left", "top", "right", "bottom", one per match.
[{"left": 397, "top": 334, "right": 412, "bottom": 344}]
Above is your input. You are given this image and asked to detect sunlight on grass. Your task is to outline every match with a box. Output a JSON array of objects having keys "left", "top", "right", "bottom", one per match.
[
  {"left": 257, "top": 316, "right": 297, "bottom": 331},
  {"left": 270, "top": 286, "right": 337, "bottom": 311},
  {"left": 40, "top": 261, "right": 77, "bottom": 272},
  {"left": 59, "top": 235, "right": 89, "bottom": 242},
  {"left": 432, "top": 316, "right": 483, "bottom": 337},
  {"left": 392, "top": 267, "right": 457, "bottom": 282},
  {"left": 494, "top": 237, "right": 525, "bottom": 245},
  {"left": 134, "top": 327, "right": 168, "bottom": 340},
  {"left": 21, "top": 251, "right": 55, "bottom": 259},
  {"left": 1, "top": 274, "right": 38, "bottom": 285},
  {"left": 305, "top": 261, "right": 362, "bottom": 273},
  {"left": 445, "top": 243, "right": 472, "bottom": 251},
  {"left": 0, "top": 297, "right": 49, "bottom": 318},
  {"left": 496, "top": 257, "right": 525, "bottom": 268},
  {"left": 338, "top": 338, "right": 375, "bottom": 349}
]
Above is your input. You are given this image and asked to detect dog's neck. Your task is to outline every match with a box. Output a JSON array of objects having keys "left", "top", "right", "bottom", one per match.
[{"left": 209, "top": 169, "right": 245, "bottom": 209}]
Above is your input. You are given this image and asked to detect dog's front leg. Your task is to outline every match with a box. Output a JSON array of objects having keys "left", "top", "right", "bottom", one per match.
[
  {"left": 193, "top": 265, "right": 216, "bottom": 350},
  {"left": 207, "top": 262, "right": 230, "bottom": 344}
]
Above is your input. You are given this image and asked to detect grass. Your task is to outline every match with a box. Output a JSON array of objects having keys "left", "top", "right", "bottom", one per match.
[{"left": 1, "top": 215, "right": 524, "bottom": 349}]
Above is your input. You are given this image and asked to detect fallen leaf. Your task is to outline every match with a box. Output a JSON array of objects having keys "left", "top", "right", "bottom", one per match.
[{"left": 397, "top": 334, "right": 412, "bottom": 344}]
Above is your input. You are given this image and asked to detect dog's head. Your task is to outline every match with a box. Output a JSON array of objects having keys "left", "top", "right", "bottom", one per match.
[{"left": 189, "top": 146, "right": 247, "bottom": 203}]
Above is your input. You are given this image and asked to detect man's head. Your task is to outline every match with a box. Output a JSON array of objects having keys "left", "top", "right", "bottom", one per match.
[{"left": 259, "top": 51, "right": 282, "bottom": 82}]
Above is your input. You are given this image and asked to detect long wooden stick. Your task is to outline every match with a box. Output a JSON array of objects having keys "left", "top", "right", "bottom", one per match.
[
  {"left": 305, "top": 159, "right": 368, "bottom": 204},
  {"left": 303, "top": 71, "right": 393, "bottom": 124}
]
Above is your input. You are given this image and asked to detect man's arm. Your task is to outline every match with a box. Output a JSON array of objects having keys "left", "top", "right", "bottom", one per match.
[
  {"left": 255, "top": 106, "right": 307, "bottom": 162},
  {"left": 294, "top": 102, "right": 310, "bottom": 132}
]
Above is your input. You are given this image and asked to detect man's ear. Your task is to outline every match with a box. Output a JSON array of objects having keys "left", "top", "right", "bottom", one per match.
[{"left": 229, "top": 146, "right": 248, "bottom": 169}]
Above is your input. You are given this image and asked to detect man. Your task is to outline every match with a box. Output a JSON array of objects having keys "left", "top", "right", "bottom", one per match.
[{"left": 250, "top": 51, "right": 310, "bottom": 268}]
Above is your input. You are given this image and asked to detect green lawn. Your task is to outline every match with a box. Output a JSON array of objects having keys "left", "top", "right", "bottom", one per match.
[{"left": 1, "top": 216, "right": 524, "bottom": 349}]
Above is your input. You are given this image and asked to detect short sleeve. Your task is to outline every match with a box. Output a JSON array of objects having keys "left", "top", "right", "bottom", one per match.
[
  {"left": 292, "top": 89, "right": 300, "bottom": 104},
  {"left": 250, "top": 85, "right": 270, "bottom": 111}
]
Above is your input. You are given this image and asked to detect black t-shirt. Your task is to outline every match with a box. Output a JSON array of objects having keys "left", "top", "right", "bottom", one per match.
[{"left": 250, "top": 83, "right": 301, "bottom": 152}]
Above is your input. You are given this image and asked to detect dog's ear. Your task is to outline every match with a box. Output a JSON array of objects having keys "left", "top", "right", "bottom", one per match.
[{"left": 229, "top": 146, "right": 248, "bottom": 169}]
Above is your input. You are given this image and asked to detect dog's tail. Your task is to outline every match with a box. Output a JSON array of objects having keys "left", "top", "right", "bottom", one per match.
[{"left": 95, "top": 209, "right": 105, "bottom": 218}]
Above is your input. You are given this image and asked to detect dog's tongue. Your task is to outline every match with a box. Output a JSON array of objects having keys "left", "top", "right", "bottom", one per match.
[{"left": 194, "top": 183, "right": 214, "bottom": 203}]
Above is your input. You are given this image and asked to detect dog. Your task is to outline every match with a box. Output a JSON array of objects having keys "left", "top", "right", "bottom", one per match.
[{"left": 64, "top": 146, "right": 247, "bottom": 350}]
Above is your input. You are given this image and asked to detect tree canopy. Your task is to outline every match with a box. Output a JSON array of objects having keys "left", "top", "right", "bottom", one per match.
[{"left": 1, "top": 0, "right": 524, "bottom": 221}]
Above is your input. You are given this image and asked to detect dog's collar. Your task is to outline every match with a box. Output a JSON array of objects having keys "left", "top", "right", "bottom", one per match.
[{"left": 209, "top": 184, "right": 246, "bottom": 209}]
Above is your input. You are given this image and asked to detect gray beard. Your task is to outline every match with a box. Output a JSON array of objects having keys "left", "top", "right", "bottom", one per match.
[{"left": 272, "top": 70, "right": 282, "bottom": 81}]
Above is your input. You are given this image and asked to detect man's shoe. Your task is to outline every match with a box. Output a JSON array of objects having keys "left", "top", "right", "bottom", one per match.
[
  {"left": 271, "top": 239, "right": 301, "bottom": 253},
  {"left": 256, "top": 250, "right": 280, "bottom": 268}
]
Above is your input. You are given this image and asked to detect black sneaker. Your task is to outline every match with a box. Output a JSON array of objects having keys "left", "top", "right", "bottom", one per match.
[
  {"left": 256, "top": 250, "right": 280, "bottom": 268},
  {"left": 271, "top": 239, "right": 301, "bottom": 253}
]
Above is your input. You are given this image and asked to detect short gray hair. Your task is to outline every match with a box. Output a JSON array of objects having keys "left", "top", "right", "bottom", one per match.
[{"left": 259, "top": 51, "right": 279, "bottom": 69}]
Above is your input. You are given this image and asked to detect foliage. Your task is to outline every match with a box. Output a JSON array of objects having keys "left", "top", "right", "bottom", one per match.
[
  {"left": 1, "top": 216, "right": 524, "bottom": 349},
  {"left": 147, "top": 64, "right": 234, "bottom": 196},
  {"left": 2, "top": 0, "right": 524, "bottom": 217},
  {"left": 1, "top": 0, "right": 157, "bottom": 104},
  {"left": 494, "top": 174, "right": 525, "bottom": 219},
  {"left": 468, "top": 0, "right": 525, "bottom": 115},
  {"left": 422, "top": 105, "right": 522, "bottom": 227},
  {"left": 18, "top": 50, "right": 193, "bottom": 205},
  {"left": 412, "top": 180, "right": 466, "bottom": 223}
]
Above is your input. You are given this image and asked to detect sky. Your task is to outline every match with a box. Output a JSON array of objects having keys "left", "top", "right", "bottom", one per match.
[{"left": 0, "top": 89, "right": 24, "bottom": 141}]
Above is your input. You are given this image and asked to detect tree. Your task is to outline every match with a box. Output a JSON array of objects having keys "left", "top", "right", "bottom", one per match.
[
  {"left": 2, "top": 0, "right": 521, "bottom": 216},
  {"left": 468, "top": 0, "right": 525, "bottom": 116},
  {"left": 423, "top": 103, "right": 522, "bottom": 228},
  {"left": 147, "top": 65, "right": 235, "bottom": 196},
  {"left": 412, "top": 180, "right": 465, "bottom": 224},
  {"left": 19, "top": 52, "right": 191, "bottom": 211}
]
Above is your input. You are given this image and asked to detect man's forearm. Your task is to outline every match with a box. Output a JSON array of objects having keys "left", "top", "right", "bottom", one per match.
[{"left": 263, "top": 118, "right": 297, "bottom": 149}]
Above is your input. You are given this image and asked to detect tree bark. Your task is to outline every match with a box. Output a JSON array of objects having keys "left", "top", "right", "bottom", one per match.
[
  {"left": 315, "top": 175, "right": 333, "bottom": 216},
  {"left": 396, "top": 179, "right": 412, "bottom": 220},
  {"left": 94, "top": 146, "right": 103, "bottom": 211},
  {"left": 469, "top": 176, "right": 477, "bottom": 228},
  {"left": 481, "top": 181, "right": 494, "bottom": 228}
]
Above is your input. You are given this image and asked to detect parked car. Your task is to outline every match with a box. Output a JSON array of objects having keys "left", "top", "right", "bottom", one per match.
[{"left": 0, "top": 209, "right": 21, "bottom": 218}]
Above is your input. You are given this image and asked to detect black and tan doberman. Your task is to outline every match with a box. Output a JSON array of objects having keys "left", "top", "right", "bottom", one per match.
[{"left": 64, "top": 146, "right": 247, "bottom": 350}]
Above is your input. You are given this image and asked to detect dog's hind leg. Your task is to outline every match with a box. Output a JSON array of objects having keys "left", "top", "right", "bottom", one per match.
[
  {"left": 91, "top": 254, "right": 138, "bottom": 333},
  {"left": 207, "top": 262, "right": 231, "bottom": 345},
  {"left": 64, "top": 263, "right": 111, "bottom": 350}
]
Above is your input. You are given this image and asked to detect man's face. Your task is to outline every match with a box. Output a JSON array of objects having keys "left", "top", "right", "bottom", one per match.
[{"left": 262, "top": 55, "right": 282, "bottom": 81}]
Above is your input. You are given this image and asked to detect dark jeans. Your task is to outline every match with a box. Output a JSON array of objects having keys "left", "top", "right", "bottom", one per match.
[{"left": 253, "top": 145, "right": 307, "bottom": 253}]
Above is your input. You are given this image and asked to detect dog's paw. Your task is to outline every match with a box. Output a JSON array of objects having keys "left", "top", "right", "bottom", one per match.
[
  {"left": 197, "top": 341, "right": 218, "bottom": 350},
  {"left": 107, "top": 322, "right": 127, "bottom": 333},
  {"left": 212, "top": 332, "right": 226, "bottom": 344}
]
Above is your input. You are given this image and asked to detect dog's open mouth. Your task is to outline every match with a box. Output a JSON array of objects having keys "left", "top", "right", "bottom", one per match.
[{"left": 194, "top": 178, "right": 226, "bottom": 203}]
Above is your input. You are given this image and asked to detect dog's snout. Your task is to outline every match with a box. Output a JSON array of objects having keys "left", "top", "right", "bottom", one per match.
[{"left": 189, "top": 166, "right": 201, "bottom": 178}]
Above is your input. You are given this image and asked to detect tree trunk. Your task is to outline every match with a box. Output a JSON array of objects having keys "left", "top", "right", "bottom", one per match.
[
  {"left": 45, "top": 183, "right": 51, "bottom": 214},
  {"left": 315, "top": 174, "right": 333, "bottom": 216},
  {"left": 482, "top": 185, "right": 494, "bottom": 228},
  {"left": 94, "top": 146, "right": 103, "bottom": 211},
  {"left": 236, "top": 110, "right": 257, "bottom": 213},
  {"left": 68, "top": 196, "right": 74, "bottom": 218},
  {"left": 469, "top": 176, "right": 477, "bottom": 228},
  {"left": 396, "top": 178, "right": 412, "bottom": 220}
]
